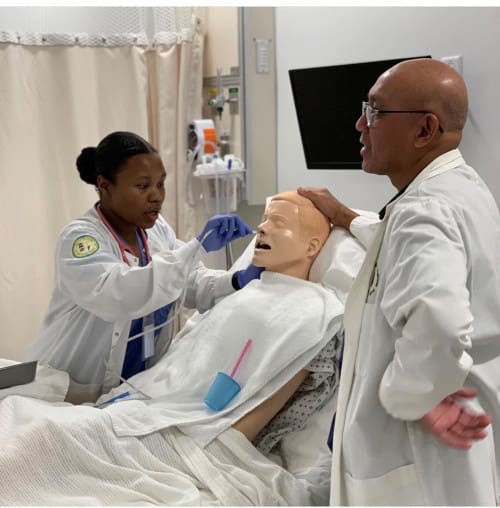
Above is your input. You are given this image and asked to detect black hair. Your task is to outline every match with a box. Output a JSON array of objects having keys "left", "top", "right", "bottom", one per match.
[{"left": 76, "top": 131, "right": 157, "bottom": 185}]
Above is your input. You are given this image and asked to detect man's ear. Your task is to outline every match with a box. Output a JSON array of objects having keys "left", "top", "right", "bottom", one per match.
[
  {"left": 415, "top": 113, "right": 441, "bottom": 148},
  {"left": 306, "top": 237, "right": 322, "bottom": 259}
]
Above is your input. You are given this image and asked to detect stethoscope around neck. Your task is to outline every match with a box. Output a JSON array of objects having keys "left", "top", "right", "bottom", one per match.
[{"left": 96, "top": 203, "right": 151, "bottom": 266}]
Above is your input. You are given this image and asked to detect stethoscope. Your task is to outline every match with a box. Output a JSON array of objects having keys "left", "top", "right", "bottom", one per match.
[{"left": 96, "top": 203, "right": 151, "bottom": 266}]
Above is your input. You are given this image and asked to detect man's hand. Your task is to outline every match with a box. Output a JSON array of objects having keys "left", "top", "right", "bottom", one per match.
[
  {"left": 297, "top": 187, "right": 358, "bottom": 229},
  {"left": 418, "top": 388, "right": 492, "bottom": 449}
]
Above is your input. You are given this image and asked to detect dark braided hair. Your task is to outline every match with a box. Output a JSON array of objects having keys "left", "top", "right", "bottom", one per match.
[{"left": 76, "top": 131, "right": 157, "bottom": 185}]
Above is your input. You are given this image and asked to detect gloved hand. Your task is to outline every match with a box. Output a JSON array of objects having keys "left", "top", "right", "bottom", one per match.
[
  {"left": 236, "top": 264, "right": 265, "bottom": 289},
  {"left": 197, "top": 214, "right": 253, "bottom": 253}
]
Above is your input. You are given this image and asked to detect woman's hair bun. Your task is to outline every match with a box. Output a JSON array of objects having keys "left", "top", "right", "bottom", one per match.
[{"left": 76, "top": 147, "right": 98, "bottom": 185}]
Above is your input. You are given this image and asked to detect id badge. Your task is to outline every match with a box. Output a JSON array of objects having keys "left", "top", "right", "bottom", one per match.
[{"left": 142, "top": 314, "right": 155, "bottom": 360}]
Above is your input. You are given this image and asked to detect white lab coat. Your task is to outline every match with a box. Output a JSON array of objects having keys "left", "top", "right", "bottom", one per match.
[
  {"left": 331, "top": 149, "right": 500, "bottom": 505},
  {"left": 27, "top": 206, "right": 234, "bottom": 400}
]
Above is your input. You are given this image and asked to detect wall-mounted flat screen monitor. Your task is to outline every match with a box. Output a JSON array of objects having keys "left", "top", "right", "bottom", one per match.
[{"left": 289, "top": 56, "right": 431, "bottom": 169}]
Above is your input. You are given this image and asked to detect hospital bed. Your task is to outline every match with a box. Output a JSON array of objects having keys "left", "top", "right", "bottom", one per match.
[{"left": 0, "top": 217, "right": 375, "bottom": 506}]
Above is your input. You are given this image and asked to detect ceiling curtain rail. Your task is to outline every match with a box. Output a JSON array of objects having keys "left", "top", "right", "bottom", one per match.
[
  {"left": 0, "top": 7, "right": 197, "bottom": 47},
  {"left": 0, "top": 31, "right": 149, "bottom": 47}
]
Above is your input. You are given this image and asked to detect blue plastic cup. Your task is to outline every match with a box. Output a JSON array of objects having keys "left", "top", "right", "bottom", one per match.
[{"left": 204, "top": 372, "right": 241, "bottom": 411}]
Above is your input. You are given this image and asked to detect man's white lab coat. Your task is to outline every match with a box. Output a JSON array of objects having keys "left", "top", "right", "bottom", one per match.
[{"left": 331, "top": 150, "right": 500, "bottom": 505}]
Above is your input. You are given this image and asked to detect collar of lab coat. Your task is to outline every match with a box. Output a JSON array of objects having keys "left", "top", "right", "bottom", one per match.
[{"left": 385, "top": 148, "right": 464, "bottom": 217}]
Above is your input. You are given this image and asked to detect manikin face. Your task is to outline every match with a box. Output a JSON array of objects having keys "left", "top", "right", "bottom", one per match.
[
  {"left": 99, "top": 153, "right": 166, "bottom": 231},
  {"left": 252, "top": 199, "right": 311, "bottom": 275}
]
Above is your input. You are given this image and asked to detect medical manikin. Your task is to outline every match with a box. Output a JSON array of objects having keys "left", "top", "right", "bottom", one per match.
[
  {"left": 234, "top": 190, "right": 333, "bottom": 440},
  {"left": 101, "top": 190, "right": 338, "bottom": 444}
]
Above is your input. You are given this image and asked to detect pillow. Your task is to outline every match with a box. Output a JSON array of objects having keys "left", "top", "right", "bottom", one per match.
[{"left": 308, "top": 226, "right": 365, "bottom": 303}]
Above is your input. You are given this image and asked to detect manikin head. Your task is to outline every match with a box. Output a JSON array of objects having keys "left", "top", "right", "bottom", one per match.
[
  {"left": 356, "top": 58, "right": 468, "bottom": 190},
  {"left": 252, "top": 191, "right": 331, "bottom": 280}
]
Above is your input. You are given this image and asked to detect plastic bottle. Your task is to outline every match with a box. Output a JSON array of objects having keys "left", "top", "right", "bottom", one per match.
[{"left": 219, "top": 131, "right": 231, "bottom": 159}]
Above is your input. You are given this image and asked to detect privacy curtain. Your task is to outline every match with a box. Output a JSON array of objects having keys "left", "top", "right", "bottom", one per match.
[{"left": 0, "top": 8, "right": 203, "bottom": 360}]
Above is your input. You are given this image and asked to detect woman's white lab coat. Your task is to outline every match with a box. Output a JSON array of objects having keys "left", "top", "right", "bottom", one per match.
[
  {"left": 27, "top": 206, "right": 233, "bottom": 400},
  {"left": 331, "top": 150, "right": 500, "bottom": 505}
]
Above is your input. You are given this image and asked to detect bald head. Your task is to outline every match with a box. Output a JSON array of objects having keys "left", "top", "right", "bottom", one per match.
[
  {"left": 359, "top": 58, "right": 468, "bottom": 187},
  {"left": 378, "top": 58, "right": 468, "bottom": 132}
]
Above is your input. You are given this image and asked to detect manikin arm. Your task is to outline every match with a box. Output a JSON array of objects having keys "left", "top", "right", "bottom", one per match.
[{"left": 233, "top": 369, "right": 309, "bottom": 441}]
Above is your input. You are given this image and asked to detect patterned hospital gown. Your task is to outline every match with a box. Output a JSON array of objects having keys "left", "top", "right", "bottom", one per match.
[{"left": 253, "top": 331, "right": 342, "bottom": 454}]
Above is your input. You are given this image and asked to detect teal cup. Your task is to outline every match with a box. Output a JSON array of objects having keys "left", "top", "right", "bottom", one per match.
[{"left": 204, "top": 371, "right": 241, "bottom": 411}]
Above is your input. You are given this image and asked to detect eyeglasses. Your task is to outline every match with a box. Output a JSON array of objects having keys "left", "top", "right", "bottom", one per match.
[{"left": 361, "top": 101, "right": 444, "bottom": 133}]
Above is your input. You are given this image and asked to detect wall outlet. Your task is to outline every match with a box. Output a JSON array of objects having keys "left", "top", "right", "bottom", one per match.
[{"left": 441, "top": 55, "right": 463, "bottom": 75}]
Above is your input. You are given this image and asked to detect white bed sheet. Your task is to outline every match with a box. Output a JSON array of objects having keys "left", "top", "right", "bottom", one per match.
[
  {"left": 0, "top": 393, "right": 324, "bottom": 505},
  {"left": 0, "top": 358, "right": 337, "bottom": 505}
]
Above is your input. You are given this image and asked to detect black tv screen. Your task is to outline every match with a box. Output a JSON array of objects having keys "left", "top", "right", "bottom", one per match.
[{"left": 289, "top": 56, "right": 431, "bottom": 169}]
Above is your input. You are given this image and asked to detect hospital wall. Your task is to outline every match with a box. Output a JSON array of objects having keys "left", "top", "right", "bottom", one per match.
[{"left": 275, "top": 7, "right": 500, "bottom": 210}]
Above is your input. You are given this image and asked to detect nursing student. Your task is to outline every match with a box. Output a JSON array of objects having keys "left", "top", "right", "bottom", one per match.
[{"left": 27, "top": 131, "right": 261, "bottom": 403}]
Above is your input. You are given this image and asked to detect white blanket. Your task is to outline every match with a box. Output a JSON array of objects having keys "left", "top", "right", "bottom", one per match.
[
  {"left": 0, "top": 273, "right": 342, "bottom": 505},
  {"left": 101, "top": 272, "right": 343, "bottom": 447},
  {"left": 0, "top": 395, "right": 314, "bottom": 505}
]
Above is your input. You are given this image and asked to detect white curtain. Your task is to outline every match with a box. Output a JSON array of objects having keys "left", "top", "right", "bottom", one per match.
[
  {"left": 149, "top": 20, "right": 206, "bottom": 242},
  {"left": 0, "top": 7, "right": 203, "bottom": 360}
]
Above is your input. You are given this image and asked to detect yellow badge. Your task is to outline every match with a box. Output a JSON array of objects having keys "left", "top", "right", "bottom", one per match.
[{"left": 72, "top": 235, "right": 100, "bottom": 258}]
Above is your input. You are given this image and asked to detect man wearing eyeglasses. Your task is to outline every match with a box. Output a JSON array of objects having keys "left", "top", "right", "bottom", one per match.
[{"left": 299, "top": 58, "right": 500, "bottom": 505}]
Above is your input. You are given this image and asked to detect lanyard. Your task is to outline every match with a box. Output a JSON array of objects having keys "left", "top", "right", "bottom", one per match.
[
  {"left": 97, "top": 204, "right": 159, "bottom": 362},
  {"left": 96, "top": 204, "right": 151, "bottom": 266},
  {"left": 378, "top": 183, "right": 410, "bottom": 219}
]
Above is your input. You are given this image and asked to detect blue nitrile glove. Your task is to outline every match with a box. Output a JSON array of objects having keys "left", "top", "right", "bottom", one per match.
[
  {"left": 197, "top": 214, "right": 253, "bottom": 253},
  {"left": 234, "top": 264, "right": 265, "bottom": 290}
]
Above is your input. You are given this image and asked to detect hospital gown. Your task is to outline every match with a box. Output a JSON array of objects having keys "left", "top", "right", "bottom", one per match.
[{"left": 255, "top": 335, "right": 341, "bottom": 454}]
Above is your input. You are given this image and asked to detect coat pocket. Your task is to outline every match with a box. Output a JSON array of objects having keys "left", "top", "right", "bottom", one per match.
[{"left": 344, "top": 463, "right": 424, "bottom": 506}]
